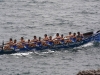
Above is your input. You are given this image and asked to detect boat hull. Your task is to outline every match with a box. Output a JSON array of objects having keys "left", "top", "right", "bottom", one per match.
[{"left": 0, "top": 32, "right": 100, "bottom": 55}]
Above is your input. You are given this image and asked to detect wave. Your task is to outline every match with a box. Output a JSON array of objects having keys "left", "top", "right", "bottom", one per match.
[
  {"left": 10, "top": 52, "right": 33, "bottom": 56},
  {"left": 81, "top": 42, "right": 93, "bottom": 47}
]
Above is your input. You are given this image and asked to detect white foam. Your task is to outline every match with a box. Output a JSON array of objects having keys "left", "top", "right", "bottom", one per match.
[
  {"left": 11, "top": 52, "right": 33, "bottom": 56},
  {"left": 48, "top": 50, "right": 55, "bottom": 53},
  {"left": 42, "top": 50, "right": 54, "bottom": 54},
  {"left": 33, "top": 51, "right": 40, "bottom": 55},
  {"left": 81, "top": 42, "right": 93, "bottom": 47}
]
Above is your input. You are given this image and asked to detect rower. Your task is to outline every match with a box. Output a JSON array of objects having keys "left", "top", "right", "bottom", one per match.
[
  {"left": 40, "top": 34, "right": 48, "bottom": 46},
  {"left": 43, "top": 34, "right": 49, "bottom": 42},
  {"left": 37, "top": 37, "right": 42, "bottom": 46},
  {"left": 19, "top": 37, "right": 25, "bottom": 44},
  {"left": 17, "top": 37, "right": 25, "bottom": 49},
  {"left": 31, "top": 36, "right": 38, "bottom": 44},
  {"left": 48, "top": 36, "right": 53, "bottom": 45},
  {"left": 71, "top": 33, "right": 77, "bottom": 42},
  {"left": 76, "top": 32, "right": 83, "bottom": 41},
  {"left": 53, "top": 33, "right": 61, "bottom": 45},
  {"left": 29, "top": 36, "right": 38, "bottom": 47},
  {"left": 13, "top": 39, "right": 17, "bottom": 49},
  {"left": 60, "top": 34, "right": 64, "bottom": 44},
  {"left": 65, "top": 32, "right": 73, "bottom": 43},
  {"left": 42, "top": 34, "right": 49, "bottom": 45},
  {"left": 13, "top": 39, "right": 17, "bottom": 45},
  {"left": 4, "top": 38, "right": 13, "bottom": 50},
  {"left": 6, "top": 38, "right": 13, "bottom": 46},
  {"left": 25, "top": 39, "right": 31, "bottom": 47},
  {"left": 54, "top": 33, "right": 61, "bottom": 40},
  {"left": 27, "top": 39, "right": 31, "bottom": 43}
]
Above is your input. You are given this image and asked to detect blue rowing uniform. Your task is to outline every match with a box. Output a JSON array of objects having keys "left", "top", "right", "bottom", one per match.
[
  {"left": 48, "top": 41, "right": 53, "bottom": 46},
  {"left": 77, "top": 35, "right": 83, "bottom": 38},
  {"left": 71, "top": 38, "right": 76, "bottom": 42},
  {"left": 60, "top": 40, "right": 64, "bottom": 44},
  {"left": 13, "top": 45, "right": 17, "bottom": 50},
  {"left": 37, "top": 42, "right": 42, "bottom": 47}
]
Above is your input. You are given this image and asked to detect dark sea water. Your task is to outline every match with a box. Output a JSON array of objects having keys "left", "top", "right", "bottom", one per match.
[{"left": 0, "top": 0, "right": 100, "bottom": 75}]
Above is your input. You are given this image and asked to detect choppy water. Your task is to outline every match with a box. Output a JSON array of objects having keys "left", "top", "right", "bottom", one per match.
[{"left": 0, "top": 0, "right": 100, "bottom": 75}]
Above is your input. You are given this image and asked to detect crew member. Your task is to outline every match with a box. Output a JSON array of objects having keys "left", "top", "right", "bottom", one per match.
[
  {"left": 18, "top": 37, "right": 25, "bottom": 44},
  {"left": 6, "top": 38, "right": 13, "bottom": 46},
  {"left": 31, "top": 36, "right": 38, "bottom": 43},
  {"left": 48, "top": 36, "right": 53, "bottom": 45},
  {"left": 17, "top": 37, "right": 25, "bottom": 49},
  {"left": 4, "top": 38, "right": 13, "bottom": 50},
  {"left": 13, "top": 39, "right": 17, "bottom": 49},
  {"left": 60, "top": 34, "right": 64, "bottom": 44},
  {"left": 37, "top": 37, "right": 42, "bottom": 46},
  {"left": 76, "top": 32, "right": 83, "bottom": 41},
  {"left": 54, "top": 33, "right": 61, "bottom": 40},
  {"left": 53, "top": 33, "right": 61, "bottom": 44},
  {"left": 71, "top": 33, "right": 77, "bottom": 42},
  {"left": 65, "top": 32, "right": 73, "bottom": 43},
  {"left": 43, "top": 34, "right": 49, "bottom": 42}
]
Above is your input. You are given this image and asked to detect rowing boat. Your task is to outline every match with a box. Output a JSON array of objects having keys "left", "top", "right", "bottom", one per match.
[{"left": 0, "top": 31, "right": 100, "bottom": 55}]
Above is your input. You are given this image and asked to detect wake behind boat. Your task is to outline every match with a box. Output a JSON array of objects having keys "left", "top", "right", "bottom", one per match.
[{"left": 0, "top": 31, "right": 100, "bottom": 55}]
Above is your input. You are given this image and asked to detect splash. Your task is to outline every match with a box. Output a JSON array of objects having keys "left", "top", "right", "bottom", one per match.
[
  {"left": 11, "top": 52, "right": 33, "bottom": 56},
  {"left": 81, "top": 42, "right": 93, "bottom": 47},
  {"left": 42, "top": 50, "right": 54, "bottom": 54}
]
